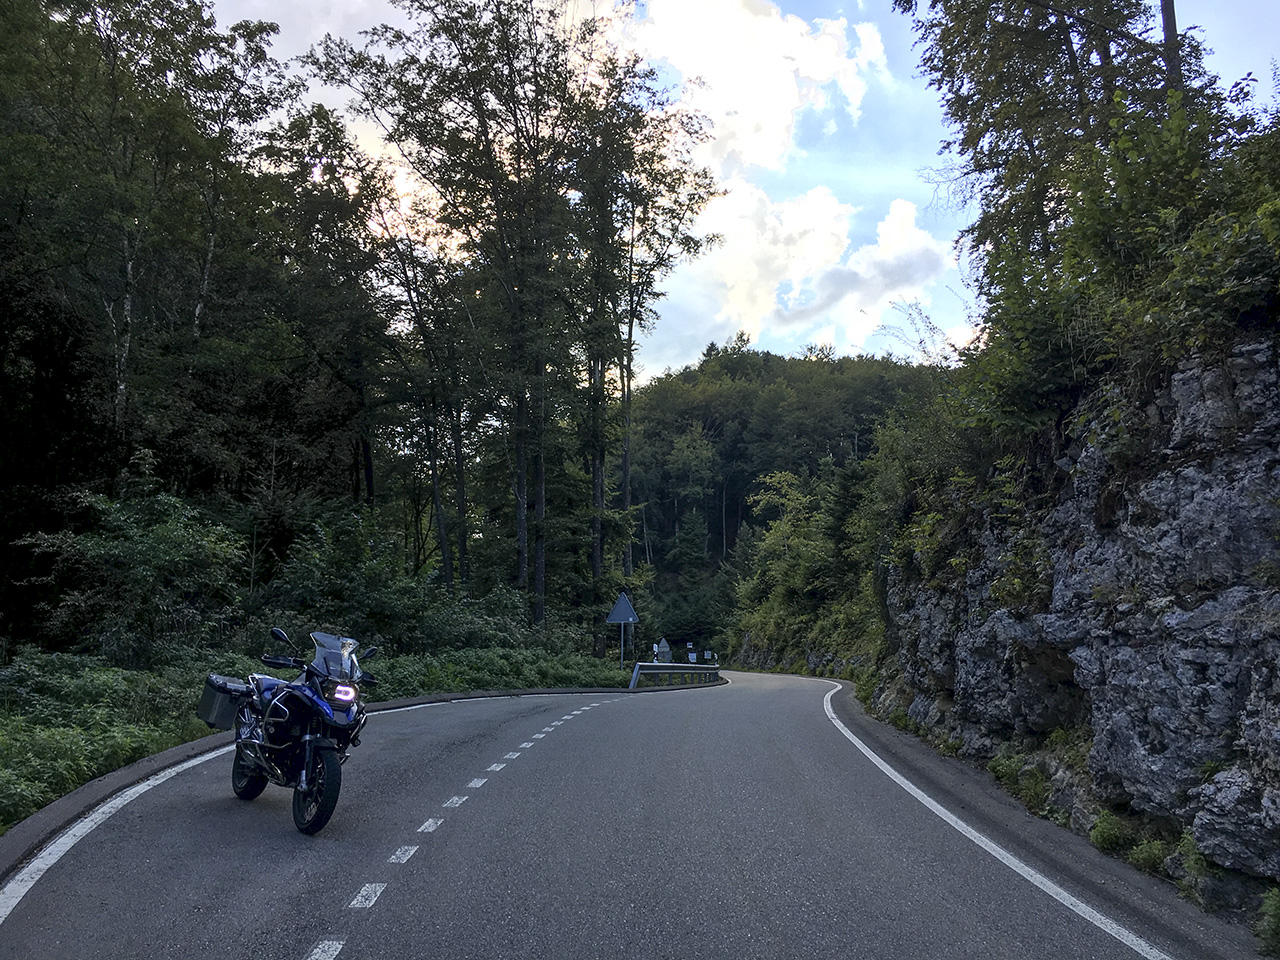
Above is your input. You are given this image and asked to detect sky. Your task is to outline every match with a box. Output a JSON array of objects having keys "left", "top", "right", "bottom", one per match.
[{"left": 212, "top": 0, "right": 1278, "bottom": 377}]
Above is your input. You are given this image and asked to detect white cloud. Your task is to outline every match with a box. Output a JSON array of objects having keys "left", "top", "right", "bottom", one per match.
[
  {"left": 649, "top": 192, "right": 956, "bottom": 370},
  {"left": 631, "top": 0, "right": 888, "bottom": 172},
  {"left": 691, "top": 180, "right": 855, "bottom": 338},
  {"left": 212, "top": 0, "right": 963, "bottom": 371},
  {"left": 613, "top": 0, "right": 954, "bottom": 367},
  {"left": 775, "top": 199, "right": 954, "bottom": 343}
]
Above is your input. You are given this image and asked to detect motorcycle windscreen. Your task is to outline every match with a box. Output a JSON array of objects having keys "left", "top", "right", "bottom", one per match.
[{"left": 310, "top": 631, "right": 360, "bottom": 679}]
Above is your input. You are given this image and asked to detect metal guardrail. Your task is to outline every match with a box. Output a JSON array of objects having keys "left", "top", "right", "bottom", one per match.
[{"left": 629, "top": 662, "right": 721, "bottom": 690}]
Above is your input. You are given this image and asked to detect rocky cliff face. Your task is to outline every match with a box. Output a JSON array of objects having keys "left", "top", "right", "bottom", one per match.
[{"left": 882, "top": 339, "right": 1280, "bottom": 884}]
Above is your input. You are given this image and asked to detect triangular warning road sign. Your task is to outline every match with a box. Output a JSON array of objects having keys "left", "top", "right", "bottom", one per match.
[{"left": 606, "top": 592, "right": 639, "bottom": 624}]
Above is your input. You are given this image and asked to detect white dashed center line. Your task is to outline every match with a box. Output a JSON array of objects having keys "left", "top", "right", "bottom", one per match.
[
  {"left": 388, "top": 846, "right": 418, "bottom": 863},
  {"left": 505, "top": 752, "right": 521, "bottom": 759},
  {"left": 418, "top": 818, "right": 444, "bottom": 832},
  {"left": 466, "top": 778, "right": 488, "bottom": 789},
  {"left": 488, "top": 763, "right": 506, "bottom": 771},
  {"left": 519, "top": 742, "right": 535, "bottom": 748},
  {"left": 349, "top": 884, "right": 386, "bottom": 909},
  {"left": 306, "top": 941, "right": 345, "bottom": 960},
  {"left": 533, "top": 733, "right": 546, "bottom": 738}
]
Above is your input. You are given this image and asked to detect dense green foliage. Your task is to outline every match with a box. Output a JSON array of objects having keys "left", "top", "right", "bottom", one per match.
[
  {"left": 1256, "top": 887, "right": 1280, "bottom": 956},
  {"left": 629, "top": 338, "right": 932, "bottom": 650},
  {"left": 0, "top": 0, "right": 715, "bottom": 665},
  {"left": 0, "top": 0, "right": 710, "bottom": 826}
]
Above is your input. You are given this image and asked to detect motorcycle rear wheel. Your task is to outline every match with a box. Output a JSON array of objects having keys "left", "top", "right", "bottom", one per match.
[
  {"left": 292, "top": 749, "right": 342, "bottom": 834},
  {"left": 231, "top": 748, "right": 268, "bottom": 801}
]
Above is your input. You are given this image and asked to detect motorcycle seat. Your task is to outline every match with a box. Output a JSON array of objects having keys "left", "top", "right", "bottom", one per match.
[{"left": 249, "top": 673, "right": 284, "bottom": 698}]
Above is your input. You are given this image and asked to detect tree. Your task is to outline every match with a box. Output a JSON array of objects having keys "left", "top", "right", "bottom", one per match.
[
  {"left": 254, "top": 105, "right": 396, "bottom": 506},
  {"left": 890, "top": 0, "right": 1198, "bottom": 281},
  {"left": 568, "top": 44, "right": 717, "bottom": 590},
  {"left": 311, "top": 0, "right": 714, "bottom": 622}
]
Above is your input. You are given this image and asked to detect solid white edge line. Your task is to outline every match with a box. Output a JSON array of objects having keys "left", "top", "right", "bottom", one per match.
[
  {"left": 819, "top": 682, "right": 1174, "bottom": 960},
  {"left": 0, "top": 744, "right": 236, "bottom": 927}
]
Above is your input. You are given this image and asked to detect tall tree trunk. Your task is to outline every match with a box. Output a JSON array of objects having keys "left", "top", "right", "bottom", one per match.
[
  {"left": 361, "top": 436, "right": 375, "bottom": 504},
  {"left": 621, "top": 301, "right": 636, "bottom": 578},
  {"left": 109, "top": 240, "right": 137, "bottom": 436},
  {"left": 192, "top": 183, "right": 219, "bottom": 338},
  {"left": 514, "top": 394, "right": 529, "bottom": 591},
  {"left": 590, "top": 356, "right": 605, "bottom": 594},
  {"left": 1160, "top": 0, "right": 1183, "bottom": 93},
  {"left": 450, "top": 397, "right": 470, "bottom": 586},
  {"left": 533, "top": 372, "right": 547, "bottom": 625},
  {"left": 427, "top": 415, "right": 454, "bottom": 593}
]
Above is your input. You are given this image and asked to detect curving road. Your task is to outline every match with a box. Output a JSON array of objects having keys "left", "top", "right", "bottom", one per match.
[{"left": 0, "top": 673, "right": 1259, "bottom": 959}]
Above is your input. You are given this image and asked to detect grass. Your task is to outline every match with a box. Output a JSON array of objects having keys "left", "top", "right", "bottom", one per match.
[{"left": 986, "top": 746, "right": 1053, "bottom": 815}]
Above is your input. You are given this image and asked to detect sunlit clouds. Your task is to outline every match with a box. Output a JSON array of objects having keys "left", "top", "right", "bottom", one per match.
[
  {"left": 620, "top": 0, "right": 961, "bottom": 367},
  {"left": 629, "top": 0, "right": 888, "bottom": 173},
  {"left": 216, "top": 0, "right": 970, "bottom": 369}
]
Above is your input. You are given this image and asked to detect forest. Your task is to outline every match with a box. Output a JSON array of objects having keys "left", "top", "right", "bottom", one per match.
[
  {"left": 0, "top": 0, "right": 721, "bottom": 668},
  {"left": 2, "top": 0, "right": 1279, "bottom": 880}
]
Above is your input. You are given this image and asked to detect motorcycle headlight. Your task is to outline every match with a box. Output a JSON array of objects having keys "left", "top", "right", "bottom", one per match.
[{"left": 324, "top": 681, "right": 358, "bottom": 710}]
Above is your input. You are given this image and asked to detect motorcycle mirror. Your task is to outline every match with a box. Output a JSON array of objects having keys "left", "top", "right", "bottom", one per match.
[
  {"left": 360, "top": 645, "right": 379, "bottom": 660},
  {"left": 269, "top": 626, "right": 294, "bottom": 649}
]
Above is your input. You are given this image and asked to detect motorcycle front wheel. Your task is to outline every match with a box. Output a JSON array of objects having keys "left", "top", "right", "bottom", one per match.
[
  {"left": 292, "top": 748, "right": 342, "bottom": 834},
  {"left": 231, "top": 748, "right": 268, "bottom": 801}
]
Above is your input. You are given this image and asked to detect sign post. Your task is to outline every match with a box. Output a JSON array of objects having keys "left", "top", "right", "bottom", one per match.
[{"left": 606, "top": 592, "right": 639, "bottom": 670}]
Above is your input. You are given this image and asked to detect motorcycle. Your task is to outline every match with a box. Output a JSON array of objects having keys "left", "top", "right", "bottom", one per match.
[{"left": 197, "top": 627, "right": 378, "bottom": 834}]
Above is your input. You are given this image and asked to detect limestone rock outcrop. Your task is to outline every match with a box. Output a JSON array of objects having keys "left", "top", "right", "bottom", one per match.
[{"left": 884, "top": 340, "right": 1280, "bottom": 881}]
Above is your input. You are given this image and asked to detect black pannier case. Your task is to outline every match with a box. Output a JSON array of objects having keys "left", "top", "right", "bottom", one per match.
[{"left": 197, "top": 673, "right": 251, "bottom": 730}]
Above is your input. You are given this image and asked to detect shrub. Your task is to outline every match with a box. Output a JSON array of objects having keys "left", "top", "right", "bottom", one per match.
[
  {"left": 853, "top": 668, "right": 878, "bottom": 705},
  {"left": 1015, "top": 767, "right": 1052, "bottom": 814},
  {"left": 1128, "top": 839, "right": 1171, "bottom": 875},
  {"left": 987, "top": 746, "right": 1024, "bottom": 789},
  {"left": 1090, "top": 810, "right": 1137, "bottom": 853},
  {"left": 1045, "top": 725, "right": 1092, "bottom": 773}
]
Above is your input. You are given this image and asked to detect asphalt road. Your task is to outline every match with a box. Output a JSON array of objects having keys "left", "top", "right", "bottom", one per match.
[{"left": 0, "top": 672, "right": 1261, "bottom": 959}]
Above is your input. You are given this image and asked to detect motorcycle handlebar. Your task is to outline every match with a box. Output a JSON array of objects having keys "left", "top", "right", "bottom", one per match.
[{"left": 261, "top": 653, "right": 304, "bottom": 670}]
